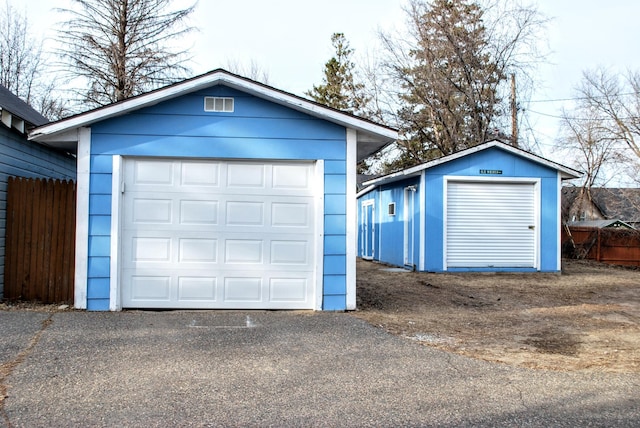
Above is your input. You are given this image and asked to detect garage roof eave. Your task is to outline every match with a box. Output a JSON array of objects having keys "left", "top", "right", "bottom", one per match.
[{"left": 28, "top": 69, "right": 398, "bottom": 151}]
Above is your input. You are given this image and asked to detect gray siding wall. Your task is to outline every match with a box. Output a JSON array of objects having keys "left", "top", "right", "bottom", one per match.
[{"left": 0, "top": 126, "right": 76, "bottom": 297}]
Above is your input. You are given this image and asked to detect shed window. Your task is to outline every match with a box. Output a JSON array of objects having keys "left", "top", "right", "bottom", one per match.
[
  {"left": 204, "top": 97, "right": 234, "bottom": 112},
  {"left": 388, "top": 202, "right": 396, "bottom": 216}
]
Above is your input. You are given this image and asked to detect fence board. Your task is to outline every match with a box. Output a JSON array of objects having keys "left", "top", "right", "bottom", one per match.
[
  {"left": 562, "top": 226, "right": 640, "bottom": 267},
  {"left": 4, "top": 177, "right": 76, "bottom": 303}
]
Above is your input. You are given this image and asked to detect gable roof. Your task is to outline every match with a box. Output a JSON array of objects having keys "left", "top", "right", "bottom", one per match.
[
  {"left": 0, "top": 84, "right": 49, "bottom": 133},
  {"left": 359, "top": 140, "right": 581, "bottom": 193},
  {"left": 29, "top": 69, "right": 397, "bottom": 160},
  {"left": 563, "top": 187, "right": 640, "bottom": 224}
]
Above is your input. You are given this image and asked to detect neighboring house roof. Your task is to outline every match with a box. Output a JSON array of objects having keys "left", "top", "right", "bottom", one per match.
[
  {"left": 358, "top": 140, "right": 581, "bottom": 194},
  {"left": 29, "top": 69, "right": 398, "bottom": 161},
  {"left": 567, "top": 219, "right": 635, "bottom": 229},
  {"left": 0, "top": 84, "right": 49, "bottom": 133},
  {"left": 562, "top": 187, "right": 640, "bottom": 224}
]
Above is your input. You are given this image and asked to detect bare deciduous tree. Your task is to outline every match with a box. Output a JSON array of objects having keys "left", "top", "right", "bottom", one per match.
[
  {"left": 56, "top": 0, "right": 196, "bottom": 108},
  {"left": 0, "top": 0, "right": 42, "bottom": 104},
  {"left": 577, "top": 68, "right": 640, "bottom": 162},
  {"left": 558, "top": 102, "right": 624, "bottom": 194},
  {"left": 224, "top": 59, "right": 270, "bottom": 85}
]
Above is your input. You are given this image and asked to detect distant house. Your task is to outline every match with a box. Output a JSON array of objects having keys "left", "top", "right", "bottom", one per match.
[
  {"left": 562, "top": 187, "right": 640, "bottom": 229},
  {"left": 0, "top": 85, "right": 76, "bottom": 297},
  {"left": 357, "top": 140, "right": 581, "bottom": 272},
  {"left": 566, "top": 219, "right": 634, "bottom": 229}
]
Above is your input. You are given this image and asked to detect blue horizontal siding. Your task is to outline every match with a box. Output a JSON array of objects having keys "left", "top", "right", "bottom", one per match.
[
  {"left": 323, "top": 294, "right": 346, "bottom": 311},
  {"left": 93, "top": 114, "right": 346, "bottom": 141},
  {"left": 91, "top": 134, "right": 346, "bottom": 161},
  {"left": 85, "top": 84, "right": 350, "bottom": 311},
  {"left": 324, "top": 235, "right": 346, "bottom": 255},
  {"left": 87, "top": 278, "right": 110, "bottom": 298},
  {"left": 0, "top": 126, "right": 76, "bottom": 297}
]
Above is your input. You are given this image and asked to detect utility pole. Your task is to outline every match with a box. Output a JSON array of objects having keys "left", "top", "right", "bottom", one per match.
[{"left": 510, "top": 73, "right": 518, "bottom": 147}]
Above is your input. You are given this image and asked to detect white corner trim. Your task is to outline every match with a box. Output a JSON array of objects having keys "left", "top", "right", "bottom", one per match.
[
  {"left": 314, "top": 160, "right": 325, "bottom": 311},
  {"left": 346, "top": 129, "right": 357, "bottom": 310},
  {"left": 557, "top": 171, "right": 562, "bottom": 271},
  {"left": 74, "top": 127, "right": 91, "bottom": 309},
  {"left": 419, "top": 171, "right": 426, "bottom": 271},
  {"left": 109, "top": 156, "right": 122, "bottom": 311}
]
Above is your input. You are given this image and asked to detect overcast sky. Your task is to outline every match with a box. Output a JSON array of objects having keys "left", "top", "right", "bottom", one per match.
[{"left": 17, "top": 0, "right": 640, "bottom": 159}]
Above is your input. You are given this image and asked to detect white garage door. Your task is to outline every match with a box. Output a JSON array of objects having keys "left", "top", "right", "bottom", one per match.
[
  {"left": 446, "top": 181, "right": 537, "bottom": 269},
  {"left": 120, "top": 158, "right": 317, "bottom": 309}
]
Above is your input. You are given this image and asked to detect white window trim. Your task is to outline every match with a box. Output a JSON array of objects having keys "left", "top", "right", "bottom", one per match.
[
  {"left": 204, "top": 96, "right": 234, "bottom": 112},
  {"left": 388, "top": 202, "right": 396, "bottom": 216}
]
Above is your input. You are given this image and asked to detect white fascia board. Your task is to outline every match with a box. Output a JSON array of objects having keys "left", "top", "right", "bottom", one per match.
[
  {"left": 30, "top": 70, "right": 398, "bottom": 145},
  {"left": 356, "top": 185, "right": 377, "bottom": 199}
]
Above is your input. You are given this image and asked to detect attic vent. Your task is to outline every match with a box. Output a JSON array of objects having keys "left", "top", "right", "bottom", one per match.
[{"left": 204, "top": 97, "right": 234, "bottom": 112}]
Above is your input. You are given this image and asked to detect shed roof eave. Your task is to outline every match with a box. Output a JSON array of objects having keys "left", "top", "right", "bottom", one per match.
[{"left": 361, "top": 140, "right": 582, "bottom": 189}]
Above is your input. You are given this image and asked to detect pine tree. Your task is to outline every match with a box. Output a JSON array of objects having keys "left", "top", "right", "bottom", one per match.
[
  {"left": 306, "top": 33, "right": 370, "bottom": 117},
  {"left": 397, "top": 0, "right": 503, "bottom": 162}
]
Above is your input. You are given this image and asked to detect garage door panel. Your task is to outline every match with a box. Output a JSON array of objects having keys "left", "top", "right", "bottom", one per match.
[
  {"left": 272, "top": 164, "right": 312, "bottom": 189},
  {"left": 225, "top": 201, "right": 265, "bottom": 226},
  {"left": 121, "top": 158, "right": 317, "bottom": 309},
  {"left": 179, "top": 238, "right": 218, "bottom": 263},
  {"left": 270, "top": 278, "right": 308, "bottom": 302},
  {"left": 180, "top": 200, "right": 219, "bottom": 225},
  {"left": 129, "top": 275, "right": 172, "bottom": 301},
  {"left": 131, "top": 199, "right": 173, "bottom": 224},
  {"left": 133, "top": 159, "right": 174, "bottom": 186},
  {"left": 224, "top": 277, "right": 263, "bottom": 302},
  {"left": 226, "top": 163, "right": 266, "bottom": 188},
  {"left": 180, "top": 161, "right": 220, "bottom": 186},
  {"left": 178, "top": 277, "right": 218, "bottom": 301}
]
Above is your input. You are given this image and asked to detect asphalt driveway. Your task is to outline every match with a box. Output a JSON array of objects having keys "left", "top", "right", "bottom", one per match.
[{"left": 1, "top": 310, "right": 639, "bottom": 427}]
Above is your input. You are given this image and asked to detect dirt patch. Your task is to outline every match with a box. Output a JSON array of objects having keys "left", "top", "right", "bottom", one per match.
[{"left": 353, "top": 259, "right": 640, "bottom": 373}]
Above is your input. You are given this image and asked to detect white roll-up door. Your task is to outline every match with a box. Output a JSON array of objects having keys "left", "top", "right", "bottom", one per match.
[
  {"left": 120, "top": 158, "right": 317, "bottom": 309},
  {"left": 446, "top": 181, "right": 537, "bottom": 269}
]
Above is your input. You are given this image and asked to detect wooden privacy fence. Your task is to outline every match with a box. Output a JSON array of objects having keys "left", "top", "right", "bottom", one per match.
[
  {"left": 4, "top": 177, "right": 76, "bottom": 303},
  {"left": 562, "top": 226, "right": 640, "bottom": 267}
]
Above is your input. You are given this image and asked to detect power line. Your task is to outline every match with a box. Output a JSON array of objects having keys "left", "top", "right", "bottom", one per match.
[{"left": 528, "top": 91, "right": 640, "bottom": 104}]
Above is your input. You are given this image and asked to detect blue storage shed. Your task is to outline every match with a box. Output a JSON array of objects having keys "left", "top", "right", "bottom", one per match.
[
  {"left": 30, "top": 70, "right": 397, "bottom": 311},
  {"left": 357, "top": 140, "right": 580, "bottom": 272}
]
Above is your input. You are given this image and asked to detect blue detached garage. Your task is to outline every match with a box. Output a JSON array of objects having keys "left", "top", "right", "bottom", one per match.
[
  {"left": 357, "top": 140, "right": 580, "bottom": 272},
  {"left": 30, "top": 70, "right": 397, "bottom": 311}
]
